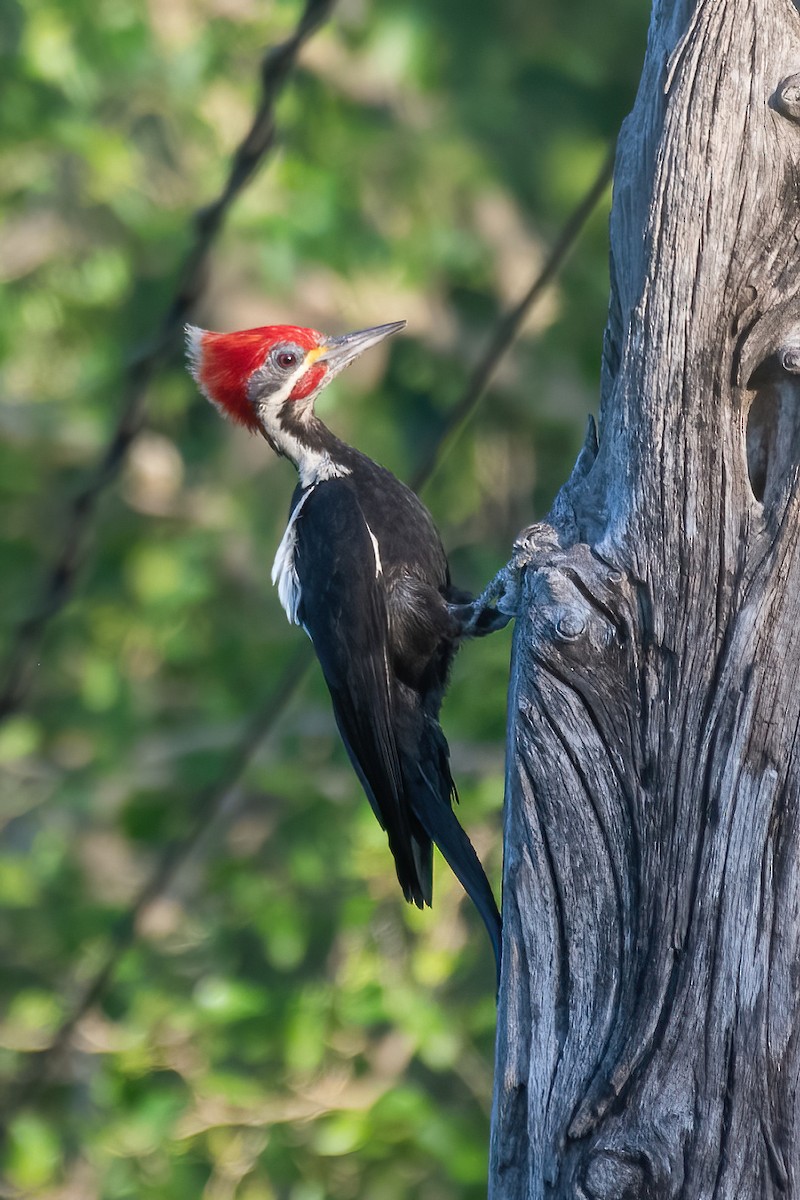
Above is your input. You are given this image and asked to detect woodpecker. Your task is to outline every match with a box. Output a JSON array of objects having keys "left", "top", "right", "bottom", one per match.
[{"left": 186, "top": 319, "right": 503, "bottom": 977}]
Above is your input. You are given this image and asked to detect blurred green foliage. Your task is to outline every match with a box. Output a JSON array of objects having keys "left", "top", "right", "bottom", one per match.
[{"left": 0, "top": 0, "right": 647, "bottom": 1195}]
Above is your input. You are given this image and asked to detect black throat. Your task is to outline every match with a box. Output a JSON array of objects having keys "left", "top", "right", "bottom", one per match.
[{"left": 276, "top": 406, "right": 363, "bottom": 472}]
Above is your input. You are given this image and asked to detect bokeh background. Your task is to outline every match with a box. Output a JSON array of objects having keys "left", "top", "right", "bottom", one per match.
[{"left": 0, "top": 0, "right": 648, "bottom": 1195}]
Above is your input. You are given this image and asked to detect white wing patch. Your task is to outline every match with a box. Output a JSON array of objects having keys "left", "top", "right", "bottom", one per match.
[
  {"left": 365, "top": 521, "right": 382, "bottom": 577},
  {"left": 271, "top": 488, "right": 314, "bottom": 624}
]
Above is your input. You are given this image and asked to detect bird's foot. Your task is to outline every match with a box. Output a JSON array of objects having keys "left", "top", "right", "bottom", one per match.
[
  {"left": 449, "top": 523, "right": 559, "bottom": 638},
  {"left": 448, "top": 565, "right": 518, "bottom": 638}
]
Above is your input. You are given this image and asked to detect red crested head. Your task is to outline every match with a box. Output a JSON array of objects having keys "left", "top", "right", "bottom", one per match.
[
  {"left": 185, "top": 319, "right": 406, "bottom": 465},
  {"left": 185, "top": 324, "right": 325, "bottom": 431}
]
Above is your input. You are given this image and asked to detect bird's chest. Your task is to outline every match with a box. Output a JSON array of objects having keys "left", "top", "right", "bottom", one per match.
[{"left": 272, "top": 483, "right": 384, "bottom": 626}]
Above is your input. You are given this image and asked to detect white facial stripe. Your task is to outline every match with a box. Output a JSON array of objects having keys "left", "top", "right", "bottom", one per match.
[
  {"left": 249, "top": 351, "right": 351, "bottom": 488},
  {"left": 247, "top": 354, "right": 312, "bottom": 416}
]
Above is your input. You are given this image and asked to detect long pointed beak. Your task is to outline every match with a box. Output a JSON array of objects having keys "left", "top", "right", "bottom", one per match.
[{"left": 317, "top": 320, "right": 406, "bottom": 373}]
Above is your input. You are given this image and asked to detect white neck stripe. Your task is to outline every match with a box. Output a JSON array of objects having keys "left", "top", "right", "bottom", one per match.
[{"left": 248, "top": 360, "right": 351, "bottom": 487}]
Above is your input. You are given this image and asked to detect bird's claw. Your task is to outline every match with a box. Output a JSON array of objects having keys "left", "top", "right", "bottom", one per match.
[
  {"left": 448, "top": 524, "right": 560, "bottom": 638},
  {"left": 448, "top": 564, "right": 520, "bottom": 638}
]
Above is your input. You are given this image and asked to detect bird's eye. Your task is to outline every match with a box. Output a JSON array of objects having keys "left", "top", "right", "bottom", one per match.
[{"left": 275, "top": 349, "right": 299, "bottom": 370}]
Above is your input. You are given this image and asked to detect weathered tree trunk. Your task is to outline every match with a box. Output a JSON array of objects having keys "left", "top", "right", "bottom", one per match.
[{"left": 491, "top": 2, "right": 800, "bottom": 1196}]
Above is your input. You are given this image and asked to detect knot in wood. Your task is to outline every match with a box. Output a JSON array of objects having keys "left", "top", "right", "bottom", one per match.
[
  {"left": 736, "top": 296, "right": 800, "bottom": 386},
  {"left": 582, "top": 1151, "right": 648, "bottom": 1200},
  {"left": 775, "top": 74, "right": 800, "bottom": 122},
  {"left": 527, "top": 566, "right": 620, "bottom": 658},
  {"left": 554, "top": 608, "right": 587, "bottom": 641}
]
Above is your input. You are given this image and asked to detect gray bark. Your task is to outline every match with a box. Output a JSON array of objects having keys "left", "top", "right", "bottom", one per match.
[{"left": 491, "top": 2, "right": 800, "bottom": 1196}]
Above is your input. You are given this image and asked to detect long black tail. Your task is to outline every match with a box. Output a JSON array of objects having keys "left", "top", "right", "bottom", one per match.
[{"left": 408, "top": 744, "right": 502, "bottom": 985}]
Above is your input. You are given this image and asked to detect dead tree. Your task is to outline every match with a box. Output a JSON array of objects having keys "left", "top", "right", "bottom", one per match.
[{"left": 491, "top": 1, "right": 800, "bottom": 1195}]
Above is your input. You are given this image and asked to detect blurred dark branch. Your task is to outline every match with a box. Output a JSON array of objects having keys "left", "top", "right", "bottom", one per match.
[
  {"left": 2, "top": 150, "right": 614, "bottom": 1120},
  {"left": 0, "top": 0, "right": 336, "bottom": 726},
  {"left": 2, "top": 646, "right": 310, "bottom": 1123},
  {"left": 410, "top": 148, "right": 614, "bottom": 493}
]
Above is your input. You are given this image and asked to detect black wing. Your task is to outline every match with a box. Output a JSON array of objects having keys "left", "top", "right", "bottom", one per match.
[{"left": 293, "top": 479, "right": 429, "bottom": 904}]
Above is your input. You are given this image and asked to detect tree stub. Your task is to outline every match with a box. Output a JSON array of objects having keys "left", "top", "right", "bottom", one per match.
[{"left": 491, "top": 2, "right": 800, "bottom": 1196}]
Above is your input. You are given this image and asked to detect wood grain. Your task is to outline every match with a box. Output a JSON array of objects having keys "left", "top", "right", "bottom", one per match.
[{"left": 492, "top": 2, "right": 800, "bottom": 1195}]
